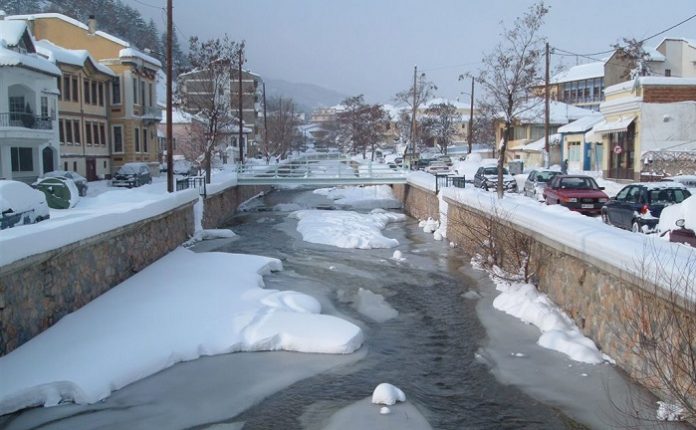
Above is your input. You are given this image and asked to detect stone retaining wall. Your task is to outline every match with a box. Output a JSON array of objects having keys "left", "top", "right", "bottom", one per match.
[
  {"left": 391, "top": 183, "right": 440, "bottom": 221},
  {"left": 202, "top": 185, "right": 271, "bottom": 229},
  {"left": 0, "top": 201, "right": 195, "bottom": 355}
]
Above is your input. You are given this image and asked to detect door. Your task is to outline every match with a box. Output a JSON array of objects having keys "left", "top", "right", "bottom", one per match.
[
  {"left": 42, "top": 147, "right": 54, "bottom": 173},
  {"left": 608, "top": 186, "right": 631, "bottom": 227},
  {"left": 86, "top": 158, "right": 97, "bottom": 181}
]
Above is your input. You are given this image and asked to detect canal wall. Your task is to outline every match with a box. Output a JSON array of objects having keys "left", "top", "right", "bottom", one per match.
[
  {"left": 0, "top": 184, "right": 269, "bottom": 355},
  {"left": 392, "top": 183, "right": 440, "bottom": 221},
  {"left": 397, "top": 182, "right": 694, "bottom": 402}
]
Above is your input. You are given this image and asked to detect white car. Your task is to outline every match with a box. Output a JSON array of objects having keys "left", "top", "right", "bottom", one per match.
[
  {"left": 0, "top": 180, "right": 50, "bottom": 229},
  {"left": 425, "top": 161, "right": 451, "bottom": 175}
]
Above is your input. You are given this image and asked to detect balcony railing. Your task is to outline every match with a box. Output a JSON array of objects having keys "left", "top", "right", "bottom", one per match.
[{"left": 0, "top": 112, "right": 52, "bottom": 130}]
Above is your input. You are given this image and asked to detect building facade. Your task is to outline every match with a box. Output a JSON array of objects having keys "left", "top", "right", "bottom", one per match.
[
  {"left": 0, "top": 18, "right": 60, "bottom": 182},
  {"left": 10, "top": 13, "right": 162, "bottom": 175}
]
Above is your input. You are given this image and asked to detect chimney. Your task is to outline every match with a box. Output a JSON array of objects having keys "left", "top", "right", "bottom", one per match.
[{"left": 88, "top": 15, "right": 96, "bottom": 34}]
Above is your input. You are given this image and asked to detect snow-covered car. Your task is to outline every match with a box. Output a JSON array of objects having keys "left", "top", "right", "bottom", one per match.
[
  {"left": 173, "top": 159, "right": 196, "bottom": 176},
  {"left": 658, "top": 195, "right": 696, "bottom": 247},
  {"left": 111, "top": 163, "right": 152, "bottom": 188},
  {"left": 473, "top": 165, "right": 517, "bottom": 192},
  {"left": 0, "top": 180, "right": 50, "bottom": 229},
  {"left": 523, "top": 169, "right": 561, "bottom": 201},
  {"left": 601, "top": 182, "right": 691, "bottom": 233},
  {"left": 425, "top": 161, "right": 451, "bottom": 175},
  {"left": 38, "top": 170, "right": 88, "bottom": 196},
  {"left": 661, "top": 175, "right": 696, "bottom": 193}
]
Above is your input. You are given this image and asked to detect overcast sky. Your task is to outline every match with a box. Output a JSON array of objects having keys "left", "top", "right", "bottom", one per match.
[{"left": 124, "top": 0, "right": 696, "bottom": 104}]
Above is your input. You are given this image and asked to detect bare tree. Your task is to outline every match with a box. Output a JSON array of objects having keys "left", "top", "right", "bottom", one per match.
[
  {"left": 335, "top": 95, "right": 388, "bottom": 160},
  {"left": 264, "top": 96, "right": 300, "bottom": 161},
  {"left": 611, "top": 37, "right": 653, "bottom": 81},
  {"left": 179, "top": 35, "right": 242, "bottom": 183},
  {"left": 422, "top": 103, "right": 459, "bottom": 155},
  {"left": 394, "top": 74, "right": 437, "bottom": 146},
  {"left": 470, "top": 103, "right": 498, "bottom": 155},
  {"left": 470, "top": 1, "right": 549, "bottom": 198}
]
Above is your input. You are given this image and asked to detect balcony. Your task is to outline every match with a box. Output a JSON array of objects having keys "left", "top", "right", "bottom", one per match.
[{"left": 0, "top": 112, "right": 52, "bottom": 130}]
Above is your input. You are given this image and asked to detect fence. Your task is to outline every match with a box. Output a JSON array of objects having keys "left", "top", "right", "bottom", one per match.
[
  {"left": 435, "top": 174, "right": 466, "bottom": 193},
  {"left": 176, "top": 176, "right": 207, "bottom": 195}
]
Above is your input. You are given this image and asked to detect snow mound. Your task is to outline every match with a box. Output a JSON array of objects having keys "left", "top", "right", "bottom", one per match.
[
  {"left": 355, "top": 288, "right": 399, "bottom": 322},
  {"left": 492, "top": 281, "right": 608, "bottom": 364},
  {"left": 371, "top": 383, "right": 406, "bottom": 405},
  {"left": 183, "top": 229, "right": 237, "bottom": 246},
  {"left": 658, "top": 195, "right": 695, "bottom": 233},
  {"left": 391, "top": 250, "right": 406, "bottom": 261},
  {"left": 289, "top": 209, "right": 405, "bottom": 249},
  {"left": 419, "top": 218, "right": 439, "bottom": 233},
  {"left": 313, "top": 185, "right": 402, "bottom": 210},
  {"left": 0, "top": 248, "right": 363, "bottom": 415}
]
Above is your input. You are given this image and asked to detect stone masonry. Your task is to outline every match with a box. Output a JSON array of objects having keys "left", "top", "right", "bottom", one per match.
[{"left": 202, "top": 185, "right": 271, "bottom": 229}]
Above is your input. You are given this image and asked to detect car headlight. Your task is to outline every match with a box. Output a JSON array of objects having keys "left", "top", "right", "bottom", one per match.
[
  {"left": 599, "top": 198, "right": 608, "bottom": 203},
  {"left": 567, "top": 197, "right": 577, "bottom": 202}
]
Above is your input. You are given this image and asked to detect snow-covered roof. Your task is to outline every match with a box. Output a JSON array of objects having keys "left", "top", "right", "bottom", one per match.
[
  {"left": 0, "top": 20, "right": 27, "bottom": 46},
  {"left": 551, "top": 61, "right": 604, "bottom": 84},
  {"left": 513, "top": 98, "right": 594, "bottom": 124},
  {"left": 0, "top": 32, "right": 61, "bottom": 76},
  {"left": 119, "top": 48, "right": 161, "bottom": 68},
  {"left": 423, "top": 98, "right": 470, "bottom": 110},
  {"left": 522, "top": 133, "right": 561, "bottom": 152},
  {"left": 557, "top": 114, "right": 604, "bottom": 134},
  {"left": 592, "top": 116, "right": 635, "bottom": 134},
  {"left": 382, "top": 103, "right": 406, "bottom": 121},
  {"left": 7, "top": 13, "right": 89, "bottom": 31},
  {"left": 35, "top": 39, "right": 115, "bottom": 76},
  {"left": 645, "top": 47, "right": 666, "bottom": 62},
  {"left": 605, "top": 76, "right": 696, "bottom": 96},
  {"left": 160, "top": 108, "right": 194, "bottom": 124},
  {"left": 96, "top": 30, "right": 129, "bottom": 47},
  {"left": 657, "top": 37, "right": 696, "bottom": 51}
]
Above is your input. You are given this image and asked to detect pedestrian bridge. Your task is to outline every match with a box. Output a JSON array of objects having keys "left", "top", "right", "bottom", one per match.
[{"left": 236, "top": 158, "right": 407, "bottom": 186}]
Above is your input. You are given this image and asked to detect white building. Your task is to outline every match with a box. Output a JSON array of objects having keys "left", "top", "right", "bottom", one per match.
[{"left": 0, "top": 17, "right": 61, "bottom": 182}]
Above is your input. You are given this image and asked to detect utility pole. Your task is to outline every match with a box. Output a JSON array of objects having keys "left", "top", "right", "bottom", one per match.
[
  {"left": 166, "top": 0, "right": 173, "bottom": 192},
  {"left": 262, "top": 82, "right": 268, "bottom": 163},
  {"left": 544, "top": 41, "right": 550, "bottom": 169},
  {"left": 468, "top": 77, "right": 474, "bottom": 155},
  {"left": 238, "top": 43, "right": 245, "bottom": 164},
  {"left": 410, "top": 65, "right": 417, "bottom": 168}
]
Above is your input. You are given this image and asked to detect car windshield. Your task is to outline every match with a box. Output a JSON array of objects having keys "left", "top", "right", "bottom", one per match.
[
  {"left": 648, "top": 188, "right": 691, "bottom": 204},
  {"left": 118, "top": 165, "right": 141, "bottom": 174},
  {"left": 558, "top": 177, "right": 598, "bottom": 190},
  {"left": 483, "top": 167, "right": 509, "bottom": 175},
  {"left": 536, "top": 171, "right": 560, "bottom": 182}
]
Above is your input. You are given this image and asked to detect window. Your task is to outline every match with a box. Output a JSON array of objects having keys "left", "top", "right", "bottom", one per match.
[
  {"left": 72, "top": 76, "right": 78, "bottom": 101},
  {"left": 64, "top": 161, "right": 68, "bottom": 171},
  {"left": 59, "top": 120, "right": 65, "bottom": 144},
  {"left": 133, "top": 77, "right": 138, "bottom": 104},
  {"left": 100, "top": 124, "right": 106, "bottom": 146},
  {"left": 104, "top": 160, "right": 107, "bottom": 169},
  {"left": 73, "top": 120, "right": 81, "bottom": 144},
  {"left": 113, "top": 125, "right": 123, "bottom": 153},
  {"left": 148, "top": 82, "right": 153, "bottom": 107},
  {"left": 141, "top": 80, "right": 146, "bottom": 107},
  {"left": 63, "top": 75, "right": 71, "bottom": 101},
  {"left": 91, "top": 81, "right": 97, "bottom": 105},
  {"left": 65, "top": 119, "right": 73, "bottom": 143},
  {"left": 84, "top": 79, "right": 91, "bottom": 104},
  {"left": 86, "top": 121, "right": 93, "bottom": 145},
  {"left": 142, "top": 128, "right": 148, "bottom": 153},
  {"left": 98, "top": 82, "right": 104, "bottom": 106},
  {"left": 93, "top": 123, "right": 100, "bottom": 145},
  {"left": 41, "top": 97, "right": 48, "bottom": 118},
  {"left": 73, "top": 161, "right": 77, "bottom": 171},
  {"left": 665, "top": 69, "right": 672, "bottom": 77},
  {"left": 112, "top": 77, "right": 121, "bottom": 105},
  {"left": 9, "top": 96, "right": 24, "bottom": 123},
  {"left": 57, "top": 77, "right": 62, "bottom": 101},
  {"left": 135, "top": 127, "right": 140, "bottom": 152},
  {"left": 11, "top": 147, "right": 33, "bottom": 172}
]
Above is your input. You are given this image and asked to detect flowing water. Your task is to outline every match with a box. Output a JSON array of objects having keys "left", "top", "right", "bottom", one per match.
[{"left": 0, "top": 187, "right": 674, "bottom": 430}]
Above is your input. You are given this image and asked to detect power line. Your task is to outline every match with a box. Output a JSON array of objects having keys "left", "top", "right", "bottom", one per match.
[{"left": 131, "top": 0, "right": 165, "bottom": 10}]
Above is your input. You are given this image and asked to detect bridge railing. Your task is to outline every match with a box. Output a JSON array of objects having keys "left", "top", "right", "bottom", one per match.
[{"left": 237, "top": 158, "right": 407, "bottom": 181}]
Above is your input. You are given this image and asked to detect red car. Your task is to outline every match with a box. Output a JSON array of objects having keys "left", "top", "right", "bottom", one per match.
[{"left": 543, "top": 175, "right": 609, "bottom": 215}]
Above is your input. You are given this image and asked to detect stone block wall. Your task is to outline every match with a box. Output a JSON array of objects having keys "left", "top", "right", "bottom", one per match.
[
  {"left": 202, "top": 185, "right": 271, "bottom": 229},
  {"left": 0, "top": 202, "right": 195, "bottom": 355},
  {"left": 391, "top": 183, "right": 440, "bottom": 221}
]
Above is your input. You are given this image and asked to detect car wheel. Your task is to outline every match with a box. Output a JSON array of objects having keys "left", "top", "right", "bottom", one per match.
[
  {"left": 482, "top": 184, "right": 488, "bottom": 191},
  {"left": 631, "top": 221, "right": 641, "bottom": 233},
  {"left": 148, "top": 177, "right": 152, "bottom": 184},
  {"left": 601, "top": 211, "right": 610, "bottom": 225}
]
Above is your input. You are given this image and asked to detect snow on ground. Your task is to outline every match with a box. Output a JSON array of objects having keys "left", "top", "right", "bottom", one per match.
[
  {"left": 313, "top": 185, "right": 402, "bottom": 210},
  {"left": 441, "top": 187, "right": 696, "bottom": 298},
  {"left": 406, "top": 171, "right": 437, "bottom": 191},
  {"left": 488, "top": 275, "right": 609, "bottom": 364},
  {"left": 372, "top": 383, "right": 406, "bottom": 405},
  {"left": 0, "top": 248, "right": 363, "bottom": 415},
  {"left": 289, "top": 209, "right": 405, "bottom": 249}
]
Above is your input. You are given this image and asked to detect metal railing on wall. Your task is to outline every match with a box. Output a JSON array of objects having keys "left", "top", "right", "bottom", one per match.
[
  {"left": 176, "top": 176, "right": 207, "bottom": 196},
  {"left": 435, "top": 174, "right": 466, "bottom": 193},
  {"left": 0, "top": 112, "right": 52, "bottom": 130}
]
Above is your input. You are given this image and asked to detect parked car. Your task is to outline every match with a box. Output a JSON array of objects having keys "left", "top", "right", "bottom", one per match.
[
  {"left": 523, "top": 169, "right": 561, "bottom": 201},
  {"left": 436, "top": 155, "right": 453, "bottom": 166},
  {"left": 601, "top": 182, "right": 691, "bottom": 233},
  {"left": 394, "top": 157, "right": 403, "bottom": 166},
  {"left": 425, "top": 161, "right": 451, "bottom": 175},
  {"left": 543, "top": 175, "right": 608, "bottom": 215},
  {"left": 39, "top": 170, "right": 88, "bottom": 196},
  {"left": 173, "top": 159, "right": 196, "bottom": 176},
  {"left": 0, "top": 180, "right": 50, "bottom": 229},
  {"left": 473, "top": 165, "right": 518, "bottom": 192},
  {"left": 111, "top": 162, "right": 152, "bottom": 188},
  {"left": 661, "top": 175, "right": 696, "bottom": 193},
  {"left": 657, "top": 195, "right": 696, "bottom": 247}
]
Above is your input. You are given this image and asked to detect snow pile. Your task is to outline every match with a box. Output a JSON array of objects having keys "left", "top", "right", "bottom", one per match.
[
  {"left": 355, "top": 288, "right": 399, "bottom": 322},
  {"left": 419, "top": 218, "right": 439, "bottom": 233},
  {"left": 657, "top": 401, "right": 685, "bottom": 421},
  {"left": 313, "top": 185, "right": 402, "bottom": 210},
  {"left": 658, "top": 195, "right": 695, "bottom": 233},
  {"left": 183, "top": 229, "right": 237, "bottom": 247},
  {"left": 0, "top": 248, "right": 363, "bottom": 415},
  {"left": 289, "top": 209, "right": 405, "bottom": 249},
  {"left": 391, "top": 250, "right": 406, "bottom": 261},
  {"left": 491, "top": 278, "right": 609, "bottom": 364},
  {"left": 406, "top": 171, "right": 437, "bottom": 191},
  {"left": 371, "top": 383, "right": 406, "bottom": 406}
]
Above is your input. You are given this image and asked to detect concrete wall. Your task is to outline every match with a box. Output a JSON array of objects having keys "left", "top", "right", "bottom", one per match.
[
  {"left": 0, "top": 201, "right": 195, "bottom": 355},
  {"left": 391, "top": 183, "right": 440, "bottom": 221},
  {"left": 202, "top": 185, "right": 271, "bottom": 229},
  {"left": 398, "top": 182, "right": 693, "bottom": 399}
]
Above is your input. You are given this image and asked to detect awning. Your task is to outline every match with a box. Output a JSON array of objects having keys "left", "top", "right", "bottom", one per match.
[{"left": 592, "top": 116, "right": 635, "bottom": 134}]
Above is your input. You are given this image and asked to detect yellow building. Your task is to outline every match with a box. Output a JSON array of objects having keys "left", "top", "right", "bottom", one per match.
[{"left": 10, "top": 13, "right": 162, "bottom": 174}]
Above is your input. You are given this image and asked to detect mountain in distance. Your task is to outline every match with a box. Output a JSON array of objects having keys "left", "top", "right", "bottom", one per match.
[{"left": 263, "top": 78, "right": 348, "bottom": 115}]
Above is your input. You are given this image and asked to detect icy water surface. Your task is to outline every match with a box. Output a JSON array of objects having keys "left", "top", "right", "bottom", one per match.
[{"left": 0, "top": 187, "right": 675, "bottom": 430}]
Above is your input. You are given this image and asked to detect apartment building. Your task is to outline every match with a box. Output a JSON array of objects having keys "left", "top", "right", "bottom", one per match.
[
  {"left": 10, "top": 13, "right": 162, "bottom": 175},
  {"left": 35, "top": 39, "right": 115, "bottom": 180},
  {"left": 0, "top": 17, "right": 60, "bottom": 182}
]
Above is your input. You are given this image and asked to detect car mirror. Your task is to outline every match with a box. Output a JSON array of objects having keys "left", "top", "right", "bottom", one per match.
[
  {"left": 599, "top": 186, "right": 605, "bottom": 190},
  {"left": 676, "top": 219, "right": 686, "bottom": 228}
]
